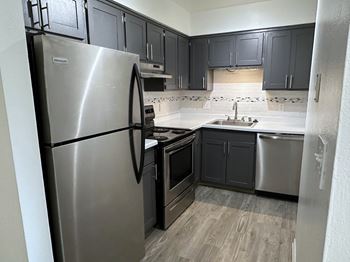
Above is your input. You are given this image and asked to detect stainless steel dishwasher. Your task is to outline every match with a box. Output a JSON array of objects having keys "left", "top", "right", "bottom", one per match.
[{"left": 255, "top": 133, "right": 304, "bottom": 196}]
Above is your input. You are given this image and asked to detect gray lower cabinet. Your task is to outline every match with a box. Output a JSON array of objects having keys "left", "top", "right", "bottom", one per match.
[
  {"left": 178, "top": 36, "right": 190, "bottom": 89},
  {"left": 23, "top": 0, "right": 86, "bottom": 39},
  {"left": 194, "top": 130, "right": 202, "bottom": 185},
  {"left": 263, "top": 27, "right": 314, "bottom": 90},
  {"left": 164, "top": 31, "right": 178, "bottom": 90},
  {"left": 87, "top": 0, "right": 125, "bottom": 50},
  {"left": 190, "top": 38, "right": 213, "bottom": 90},
  {"left": 124, "top": 13, "right": 147, "bottom": 60},
  {"left": 208, "top": 35, "right": 235, "bottom": 68},
  {"left": 147, "top": 23, "right": 164, "bottom": 64},
  {"left": 201, "top": 129, "right": 256, "bottom": 190},
  {"left": 236, "top": 32, "right": 263, "bottom": 66},
  {"left": 226, "top": 142, "right": 255, "bottom": 189},
  {"left": 143, "top": 150, "right": 157, "bottom": 236}
]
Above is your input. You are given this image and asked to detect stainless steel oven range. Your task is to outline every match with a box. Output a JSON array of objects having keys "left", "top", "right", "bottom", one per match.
[{"left": 144, "top": 105, "right": 195, "bottom": 229}]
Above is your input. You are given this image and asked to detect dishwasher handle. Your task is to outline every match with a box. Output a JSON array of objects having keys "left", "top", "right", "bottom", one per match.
[{"left": 259, "top": 134, "right": 304, "bottom": 142}]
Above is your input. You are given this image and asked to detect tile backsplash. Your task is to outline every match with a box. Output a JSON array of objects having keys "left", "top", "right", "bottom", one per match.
[{"left": 144, "top": 69, "right": 308, "bottom": 117}]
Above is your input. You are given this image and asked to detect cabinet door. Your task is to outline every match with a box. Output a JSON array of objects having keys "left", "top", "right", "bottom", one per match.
[
  {"left": 147, "top": 23, "right": 164, "bottom": 64},
  {"left": 41, "top": 0, "right": 86, "bottom": 39},
  {"left": 143, "top": 163, "right": 157, "bottom": 235},
  {"left": 194, "top": 130, "right": 202, "bottom": 185},
  {"left": 226, "top": 142, "right": 255, "bottom": 190},
  {"left": 208, "top": 36, "right": 235, "bottom": 68},
  {"left": 23, "top": 0, "right": 42, "bottom": 29},
  {"left": 289, "top": 28, "right": 314, "bottom": 90},
  {"left": 178, "top": 36, "right": 190, "bottom": 89},
  {"left": 125, "top": 13, "right": 147, "bottom": 60},
  {"left": 190, "top": 38, "right": 209, "bottom": 90},
  {"left": 263, "top": 30, "right": 292, "bottom": 90},
  {"left": 236, "top": 32, "right": 263, "bottom": 66},
  {"left": 201, "top": 138, "right": 227, "bottom": 185},
  {"left": 164, "top": 31, "right": 178, "bottom": 90},
  {"left": 88, "top": 0, "right": 124, "bottom": 51}
]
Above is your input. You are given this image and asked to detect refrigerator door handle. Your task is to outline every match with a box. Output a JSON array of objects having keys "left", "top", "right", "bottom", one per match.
[{"left": 129, "top": 63, "right": 145, "bottom": 184}]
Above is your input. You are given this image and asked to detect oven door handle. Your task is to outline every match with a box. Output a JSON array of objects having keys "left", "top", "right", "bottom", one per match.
[{"left": 165, "top": 135, "right": 195, "bottom": 154}]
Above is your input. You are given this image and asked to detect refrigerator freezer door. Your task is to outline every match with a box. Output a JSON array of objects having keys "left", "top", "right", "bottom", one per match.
[
  {"left": 34, "top": 35, "right": 140, "bottom": 144},
  {"left": 45, "top": 130, "right": 145, "bottom": 262}
]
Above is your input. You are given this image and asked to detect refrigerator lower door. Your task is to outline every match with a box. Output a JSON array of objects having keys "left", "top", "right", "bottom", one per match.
[{"left": 45, "top": 130, "right": 144, "bottom": 262}]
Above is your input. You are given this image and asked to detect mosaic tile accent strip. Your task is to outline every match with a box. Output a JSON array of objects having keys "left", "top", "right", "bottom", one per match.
[{"left": 144, "top": 95, "right": 308, "bottom": 104}]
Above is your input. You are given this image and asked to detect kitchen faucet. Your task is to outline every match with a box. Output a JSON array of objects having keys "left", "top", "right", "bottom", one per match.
[{"left": 232, "top": 100, "right": 238, "bottom": 120}]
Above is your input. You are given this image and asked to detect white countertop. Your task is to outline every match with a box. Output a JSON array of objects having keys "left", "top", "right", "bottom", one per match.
[
  {"left": 145, "top": 139, "right": 158, "bottom": 150},
  {"left": 154, "top": 113, "right": 305, "bottom": 135}
]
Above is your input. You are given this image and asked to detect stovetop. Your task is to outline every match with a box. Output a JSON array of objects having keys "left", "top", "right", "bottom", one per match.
[{"left": 146, "top": 127, "right": 194, "bottom": 146}]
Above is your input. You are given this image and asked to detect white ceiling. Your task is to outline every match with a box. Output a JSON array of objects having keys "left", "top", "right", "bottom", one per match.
[{"left": 170, "top": 0, "right": 270, "bottom": 13}]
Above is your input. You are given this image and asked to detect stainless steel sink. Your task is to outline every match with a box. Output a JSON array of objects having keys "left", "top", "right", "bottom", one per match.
[{"left": 210, "top": 119, "right": 256, "bottom": 127}]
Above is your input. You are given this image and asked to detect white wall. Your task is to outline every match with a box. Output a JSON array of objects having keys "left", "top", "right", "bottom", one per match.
[
  {"left": 322, "top": 30, "right": 350, "bottom": 262},
  {"left": 295, "top": 0, "right": 350, "bottom": 261},
  {"left": 190, "top": 0, "right": 317, "bottom": 35},
  {"left": 0, "top": 0, "right": 53, "bottom": 261},
  {"left": 113, "top": 0, "right": 191, "bottom": 34}
]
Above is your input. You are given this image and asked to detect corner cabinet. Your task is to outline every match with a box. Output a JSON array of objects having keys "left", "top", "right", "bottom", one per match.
[
  {"left": 87, "top": 0, "right": 125, "bottom": 50},
  {"left": 263, "top": 27, "right": 314, "bottom": 90},
  {"left": 190, "top": 38, "right": 213, "bottom": 90},
  {"left": 24, "top": 0, "right": 86, "bottom": 40},
  {"left": 178, "top": 36, "right": 190, "bottom": 89},
  {"left": 201, "top": 129, "right": 256, "bottom": 191}
]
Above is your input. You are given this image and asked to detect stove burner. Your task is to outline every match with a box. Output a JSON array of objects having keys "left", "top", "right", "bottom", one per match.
[
  {"left": 149, "top": 135, "right": 168, "bottom": 141},
  {"left": 172, "top": 129, "right": 186, "bottom": 134},
  {"left": 153, "top": 127, "right": 169, "bottom": 133}
]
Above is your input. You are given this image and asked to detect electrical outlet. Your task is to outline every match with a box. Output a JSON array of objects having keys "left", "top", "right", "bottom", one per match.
[
  {"left": 278, "top": 103, "right": 285, "bottom": 111},
  {"left": 203, "top": 101, "right": 211, "bottom": 109}
]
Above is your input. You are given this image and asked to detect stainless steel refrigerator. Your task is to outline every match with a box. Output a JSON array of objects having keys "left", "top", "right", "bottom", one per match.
[{"left": 33, "top": 35, "right": 146, "bottom": 262}]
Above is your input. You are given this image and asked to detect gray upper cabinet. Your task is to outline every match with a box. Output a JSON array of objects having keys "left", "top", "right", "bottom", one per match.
[
  {"left": 236, "top": 32, "right": 263, "bottom": 66},
  {"left": 147, "top": 23, "right": 165, "bottom": 64},
  {"left": 87, "top": 0, "right": 125, "bottom": 51},
  {"left": 208, "top": 36, "right": 235, "bottom": 68},
  {"left": 23, "top": 0, "right": 86, "bottom": 39},
  {"left": 164, "top": 31, "right": 178, "bottom": 90},
  {"left": 41, "top": 0, "right": 86, "bottom": 39},
  {"left": 23, "top": 0, "right": 42, "bottom": 29},
  {"left": 263, "top": 30, "right": 292, "bottom": 90},
  {"left": 289, "top": 28, "right": 315, "bottom": 90},
  {"left": 263, "top": 27, "right": 314, "bottom": 90},
  {"left": 190, "top": 38, "right": 213, "bottom": 90},
  {"left": 125, "top": 13, "right": 147, "bottom": 60},
  {"left": 178, "top": 36, "right": 190, "bottom": 89}
]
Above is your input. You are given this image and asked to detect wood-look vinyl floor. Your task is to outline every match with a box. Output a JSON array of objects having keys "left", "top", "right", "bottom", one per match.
[{"left": 142, "top": 186, "right": 297, "bottom": 262}]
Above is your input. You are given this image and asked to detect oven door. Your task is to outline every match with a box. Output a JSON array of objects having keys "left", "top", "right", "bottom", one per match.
[{"left": 163, "top": 134, "right": 195, "bottom": 206}]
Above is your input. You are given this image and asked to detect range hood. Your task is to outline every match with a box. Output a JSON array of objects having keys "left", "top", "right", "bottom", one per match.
[{"left": 140, "top": 62, "right": 172, "bottom": 79}]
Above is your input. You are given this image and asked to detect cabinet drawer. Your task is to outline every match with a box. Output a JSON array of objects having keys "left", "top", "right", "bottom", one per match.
[
  {"left": 202, "top": 129, "right": 256, "bottom": 144},
  {"left": 144, "top": 149, "right": 155, "bottom": 166}
]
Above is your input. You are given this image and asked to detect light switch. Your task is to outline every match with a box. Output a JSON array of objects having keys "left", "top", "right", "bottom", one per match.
[{"left": 314, "top": 134, "right": 328, "bottom": 190}]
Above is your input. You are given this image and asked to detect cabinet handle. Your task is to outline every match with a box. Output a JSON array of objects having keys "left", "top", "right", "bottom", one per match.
[
  {"left": 181, "top": 76, "right": 183, "bottom": 89},
  {"left": 289, "top": 74, "right": 293, "bottom": 89},
  {"left": 41, "top": 2, "right": 50, "bottom": 29},
  {"left": 229, "top": 52, "right": 232, "bottom": 66},
  {"left": 146, "top": 43, "right": 149, "bottom": 60},
  {"left": 153, "top": 164, "right": 158, "bottom": 180},
  {"left": 27, "top": 0, "right": 41, "bottom": 27},
  {"left": 202, "top": 76, "right": 205, "bottom": 89},
  {"left": 223, "top": 142, "right": 226, "bottom": 155},
  {"left": 284, "top": 75, "right": 289, "bottom": 89},
  {"left": 150, "top": 44, "right": 153, "bottom": 60},
  {"left": 178, "top": 75, "right": 181, "bottom": 89}
]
